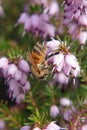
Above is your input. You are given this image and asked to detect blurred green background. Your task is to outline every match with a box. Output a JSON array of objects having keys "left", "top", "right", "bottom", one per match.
[{"left": 0, "top": 0, "right": 31, "bottom": 55}]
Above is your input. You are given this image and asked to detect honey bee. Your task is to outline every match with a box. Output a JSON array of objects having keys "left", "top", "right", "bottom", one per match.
[{"left": 27, "top": 42, "right": 49, "bottom": 80}]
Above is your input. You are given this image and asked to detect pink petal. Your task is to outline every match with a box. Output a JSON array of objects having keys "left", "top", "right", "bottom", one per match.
[
  {"left": 30, "top": 14, "right": 40, "bottom": 28},
  {"left": 71, "top": 63, "right": 80, "bottom": 77},
  {"left": 17, "top": 12, "right": 29, "bottom": 24},
  {"left": 63, "top": 63, "right": 71, "bottom": 76},
  {"left": 53, "top": 53, "right": 64, "bottom": 66},
  {"left": 77, "top": 31, "right": 87, "bottom": 45},
  {"left": 46, "top": 122, "right": 60, "bottom": 130},
  {"left": 18, "top": 59, "right": 30, "bottom": 73},
  {"left": 78, "top": 14, "right": 87, "bottom": 26},
  {"left": 56, "top": 60, "right": 64, "bottom": 72},
  {"left": 48, "top": 1, "right": 59, "bottom": 16},
  {"left": 54, "top": 72, "right": 68, "bottom": 85},
  {"left": 65, "top": 54, "right": 77, "bottom": 68}
]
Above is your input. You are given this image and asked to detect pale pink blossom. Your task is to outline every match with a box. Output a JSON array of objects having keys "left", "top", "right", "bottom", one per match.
[
  {"left": 60, "top": 97, "right": 76, "bottom": 121},
  {"left": 53, "top": 53, "right": 64, "bottom": 67},
  {"left": 0, "top": 57, "right": 31, "bottom": 104},
  {"left": 20, "top": 126, "right": 31, "bottom": 130},
  {"left": 47, "top": 39, "right": 80, "bottom": 80},
  {"left": 60, "top": 98, "right": 72, "bottom": 107},
  {"left": 42, "top": 23, "right": 56, "bottom": 38},
  {"left": 68, "top": 23, "right": 79, "bottom": 39},
  {"left": 63, "top": 109, "right": 74, "bottom": 121},
  {"left": 11, "top": 86, "right": 21, "bottom": 100},
  {"left": 77, "top": 31, "right": 87, "bottom": 45},
  {"left": 8, "top": 79, "right": 19, "bottom": 92},
  {"left": 80, "top": 124, "right": 87, "bottom": 130},
  {"left": 20, "top": 122, "right": 64, "bottom": 130},
  {"left": 33, "top": 127, "right": 41, "bottom": 130},
  {"left": 18, "top": 59, "right": 30, "bottom": 73},
  {"left": 45, "top": 122, "right": 61, "bottom": 130},
  {"left": 44, "top": 1, "right": 59, "bottom": 17},
  {"left": 0, "top": 4, "right": 5, "bottom": 17},
  {"left": 16, "top": 12, "right": 29, "bottom": 25},
  {"left": 0, "top": 120, "right": 5, "bottom": 129},
  {"left": 64, "top": 54, "right": 80, "bottom": 77},
  {"left": 54, "top": 72, "right": 68, "bottom": 85},
  {"left": 0, "top": 57, "right": 8, "bottom": 69},
  {"left": 63, "top": 63, "right": 71, "bottom": 77},
  {"left": 55, "top": 60, "right": 64, "bottom": 72},
  {"left": 50, "top": 105, "right": 59, "bottom": 118},
  {"left": 40, "top": 13, "right": 49, "bottom": 22},
  {"left": 30, "top": 14, "right": 40, "bottom": 29},
  {"left": 20, "top": 73, "right": 27, "bottom": 85},
  {"left": 16, "top": 13, "right": 56, "bottom": 38},
  {"left": 14, "top": 70, "right": 22, "bottom": 81},
  {"left": 65, "top": 54, "right": 78, "bottom": 68},
  {"left": 63, "top": 0, "right": 87, "bottom": 44},
  {"left": 7, "top": 64, "right": 18, "bottom": 77},
  {"left": 23, "top": 81, "right": 31, "bottom": 92},
  {"left": 83, "top": 0, "right": 87, "bottom": 7},
  {"left": 71, "top": 62, "right": 80, "bottom": 77},
  {"left": 79, "top": 14, "right": 87, "bottom": 26},
  {"left": 46, "top": 38, "right": 60, "bottom": 54},
  {"left": 23, "top": 17, "right": 32, "bottom": 32}
]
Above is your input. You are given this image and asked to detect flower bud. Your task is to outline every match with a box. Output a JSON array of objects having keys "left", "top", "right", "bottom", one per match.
[
  {"left": 18, "top": 59, "right": 30, "bottom": 73},
  {"left": 80, "top": 124, "right": 87, "bottom": 130},
  {"left": 54, "top": 72, "right": 68, "bottom": 85},
  {"left": 0, "top": 57, "right": 8, "bottom": 69},
  {"left": 60, "top": 98, "right": 72, "bottom": 107},
  {"left": 7, "top": 64, "right": 18, "bottom": 77},
  {"left": 50, "top": 105, "right": 59, "bottom": 118},
  {"left": 17, "top": 12, "right": 29, "bottom": 25},
  {"left": 23, "top": 81, "right": 31, "bottom": 92},
  {"left": 46, "top": 121, "right": 60, "bottom": 130},
  {"left": 0, "top": 120, "right": 5, "bottom": 129},
  {"left": 48, "top": 1, "right": 59, "bottom": 16},
  {"left": 20, "top": 126, "right": 31, "bottom": 130}
]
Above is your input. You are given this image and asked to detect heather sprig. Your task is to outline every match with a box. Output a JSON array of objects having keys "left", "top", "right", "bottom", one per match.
[{"left": 0, "top": 0, "right": 87, "bottom": 130}]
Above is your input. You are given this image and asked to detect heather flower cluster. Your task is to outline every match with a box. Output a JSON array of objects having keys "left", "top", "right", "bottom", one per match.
[
  {"left": 20, "top": 121, "right": 65, "bottom": 130},
  {"left": 59, "top": 97, "right": 76, "bottom": 121},
  {"left": 46, "top": 38, "right": 80, "bottom": 83},
  {"left": 15, "top": 0, "right": 59, "bottom": 38},
  {"left": 16, "top": 12, "right": 56, "bottom": 38},
  {"left": 49, "top": 97, "right": 76, "bottom": 121},
  {"left": 63, "top": 0, "right": 87, "bottom": 45},
  {"left": 0, "top": 57, "right": 31, "bottom": 104}
]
